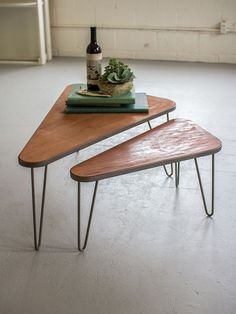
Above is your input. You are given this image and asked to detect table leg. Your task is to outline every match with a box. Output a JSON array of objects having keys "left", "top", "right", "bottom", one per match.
[
  {"left": 77, "top": 181, "right": 99, "bottom": 252},
  {"left": 31, "top": 166, "right": 48, "bottom": 250},
  {"left": 175, "top": 162, "right": 180, "bottom": 187},
  {"left": 163, "top": 163, "right": 174, "bottom": 177},
  {"left": 194, "top": 154, "right": 215, "bottom": 217}
]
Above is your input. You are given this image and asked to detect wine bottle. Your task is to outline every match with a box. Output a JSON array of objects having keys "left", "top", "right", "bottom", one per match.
[{"left": 86, "top": 27, "right": 102, "bottom": 91}]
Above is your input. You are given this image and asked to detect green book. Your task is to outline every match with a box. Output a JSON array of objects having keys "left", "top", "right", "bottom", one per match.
[
  {"left": 66, "top": 83, "right": 135, "bottom": 106},
  {"left": 65, "top": 93, "right": 149, "bottom": 114}
]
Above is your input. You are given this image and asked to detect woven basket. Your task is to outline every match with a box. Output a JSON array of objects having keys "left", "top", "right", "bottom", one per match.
[{"left": 98, "top": 81, "right": 133, "bottom": 96}]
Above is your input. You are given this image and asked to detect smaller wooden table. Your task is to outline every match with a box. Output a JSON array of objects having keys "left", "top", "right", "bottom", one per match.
[
  {"left": 70, "top": 118, "right": 222, "bottom": 251},
  {"left": 18, "top": 84, "right": 176, "bottom": 250}
]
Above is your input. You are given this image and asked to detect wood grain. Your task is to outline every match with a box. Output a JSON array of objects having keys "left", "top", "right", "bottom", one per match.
[
  {"left": 70, "top": 119, "right": 222, "bottom": 182},
  {"left": 18, "top": 85, "right": 176, "bottom": 167}
]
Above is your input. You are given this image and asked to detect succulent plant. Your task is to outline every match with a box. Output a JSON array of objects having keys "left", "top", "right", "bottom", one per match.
[{"left": 100, "top": 58, "right": 135, "bottom": 84}]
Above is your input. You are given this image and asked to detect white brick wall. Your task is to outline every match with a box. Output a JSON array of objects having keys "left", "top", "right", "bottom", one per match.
[{"left": 50, "top": 0, "right": 236, "bottom": 63}]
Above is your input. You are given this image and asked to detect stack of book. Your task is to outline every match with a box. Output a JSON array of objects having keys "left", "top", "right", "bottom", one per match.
[{"left": 65, "top": 84, "right": 149, "bottom": 113}]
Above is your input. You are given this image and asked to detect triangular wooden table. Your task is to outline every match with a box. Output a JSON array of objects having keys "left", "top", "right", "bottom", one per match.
[{"left": 18, "top": 85, "right": 176, "bottom": 250}]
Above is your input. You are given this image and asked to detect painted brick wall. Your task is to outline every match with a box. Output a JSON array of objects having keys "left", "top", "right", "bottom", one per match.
[{"left": 50, "top": 0, "right": 236, "bottom": 63}]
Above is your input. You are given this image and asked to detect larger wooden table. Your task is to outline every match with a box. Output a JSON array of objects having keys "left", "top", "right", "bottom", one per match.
[{"left": 18, "top": 84, "right": 176, "bottom": 250}]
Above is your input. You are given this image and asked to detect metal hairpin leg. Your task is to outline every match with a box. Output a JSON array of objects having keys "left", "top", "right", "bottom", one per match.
[
  {"left": 194, "top": 155, "right": 215, "bottom": 217},
  {"left": 163, "top": 163, "right": 174, "bottom": 177},
  {"left": 147, "top": 121, "right": 152, "bottom": 129},
  {"left": 148, "top": 113, "right": 175, "bottom": 177},
  {"left": 147, "top": 113, "right": 169, "bottom": 130},
  {"left": 175, "top": 162, "right": 180, "bottom": 187},
  {"left": 31, "top": 166, "right": 48, "bottom": 250},
  {"left": 78, "top": 181, "right": 99, "bottom": 252}
]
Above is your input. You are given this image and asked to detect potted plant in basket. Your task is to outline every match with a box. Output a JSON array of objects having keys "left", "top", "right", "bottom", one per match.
[{"left": 98, "top": 58, "right": 135, "bottom": 96}]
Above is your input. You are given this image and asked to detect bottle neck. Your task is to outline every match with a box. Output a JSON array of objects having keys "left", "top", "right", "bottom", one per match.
[{"left": 90, "top": 27, "right": 97, "bottom": 43}]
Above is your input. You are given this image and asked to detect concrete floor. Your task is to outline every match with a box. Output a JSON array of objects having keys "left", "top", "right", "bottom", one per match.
[{"left": 0, "top": 57, "right": 236, "bottom": 314}]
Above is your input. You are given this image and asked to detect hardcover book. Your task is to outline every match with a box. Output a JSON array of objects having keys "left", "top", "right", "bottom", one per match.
[
  {"left": 66, "top": 83, "right": 135, "bottom": 106},
  {"left": 65, "top": 93, "right": 149, "bottom": 114}
]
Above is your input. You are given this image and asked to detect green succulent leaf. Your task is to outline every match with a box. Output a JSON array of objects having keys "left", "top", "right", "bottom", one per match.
[
  {"left": 107, "top": 72, "right": 121, "bottom": 83},
  {"left": 100, "top": 58, "right": 135, "bottom": 84},
  {"left": 122, "top": 68, "right": 130, "bottom": 76}
]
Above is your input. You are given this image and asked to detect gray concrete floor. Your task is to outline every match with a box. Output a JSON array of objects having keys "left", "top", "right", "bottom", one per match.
[{"left": 0, "top": 57, "right": 236, "bottom": 314}]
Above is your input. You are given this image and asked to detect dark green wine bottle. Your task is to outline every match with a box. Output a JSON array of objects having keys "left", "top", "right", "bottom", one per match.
[{"left": 86, "top": 27, "right": 102, "bottom": 91}]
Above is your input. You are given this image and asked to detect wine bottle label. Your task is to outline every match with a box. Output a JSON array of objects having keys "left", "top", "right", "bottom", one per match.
[
  {"left": 86, "top": 53, "right": 102, "bottom": 80},
  {"left": 86, "top": 53, "right": 102, "bottom": 61}
]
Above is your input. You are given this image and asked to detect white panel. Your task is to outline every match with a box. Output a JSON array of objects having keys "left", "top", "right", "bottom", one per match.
[
  {"left": 197, "top": 54, "right": 219, "bottom": 62},
  {"left": 157, "top": 32, "right": 199, "bottom": 54},
  {"left": 74, "top": 0, "right": 96, "bottom": 25},
  {"left": 0, "top": 7, "right": 39, "bottom": 60},
  {"left": 51, "top": 0, "right": 76, "bottom": 24},
  {"left": 199, "top": 33, "right": 236, "bottom": 55},
  {"left": 75, "top": 28, "right": 89, "bottom": 56},
  {"left": 156, "top": 0, "right": 178, "bottom": 27},
  {"left": 102, "top": 50, "right": 135, "bottom": 59},
  {"left": 52, "top": 28, "right": 79, "bottom": 56},
  {"left": 51, "top": 0, "right": 96, "bottom": 25},
  {"left": 96, "top": 0, "right": 136, "bottom": 27},
  {"left": 221, "top": 0, "right": 236, "bottom": 23},
  {"left": 116, "top": 29, "right": 157, "bottom": 51},
  {"left": 99, "top": 29, "right": 116, "bottom": 50},
  {"left": 134, "top": 51, "right": 159, "bottom": 60},
  {"left": 219, "top": 54, "right": 236, "bottom": 63},
  {"left": 135, "top": 0, "right": 158, "bottom": 27},
  {"left": 197, "top": 0, "right": 222, "bottom": 28},
  {"left": 175, "top": 0, "right": 222, "bottom": 28}
]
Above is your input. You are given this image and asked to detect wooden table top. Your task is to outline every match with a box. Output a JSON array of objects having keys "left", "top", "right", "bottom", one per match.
[
  {"left": 71, "top": 119, "right": 222, "bottom": 182},
  {"left": 18, "top": 85, "right": 176, "bottom": 168}
]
